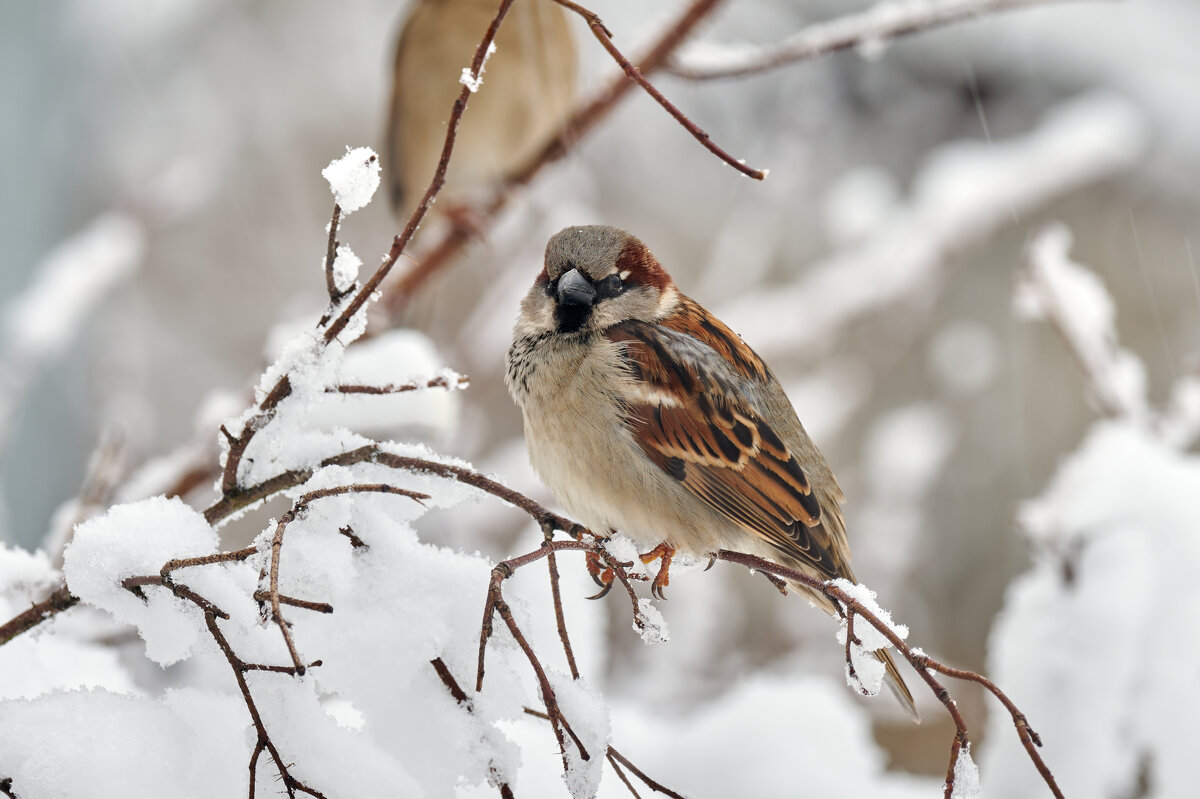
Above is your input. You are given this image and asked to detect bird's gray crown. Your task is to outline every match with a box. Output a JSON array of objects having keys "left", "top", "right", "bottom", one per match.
[{"left": 544, "top": 225, "right": 630, "bottom": 281}]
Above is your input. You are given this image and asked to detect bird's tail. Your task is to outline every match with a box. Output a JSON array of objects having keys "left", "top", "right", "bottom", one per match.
[{"left": 877, "top": 647, "right": 920, "bottom": 723}]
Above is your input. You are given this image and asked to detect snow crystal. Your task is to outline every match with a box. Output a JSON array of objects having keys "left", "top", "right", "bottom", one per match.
[
  {"left": 459, "top": 67, "right": 483, "bottom": 93},
  {"left": 548, "top": 673, "right": 610, "bottom": 799},
  {"left": 830, "top": 579, "right": 909, "bottom": 652},
  {"left": 458, "top": 40, "right": 498, "bottom": 93},
  {"left": 634, "top": 598, "right": 669, "bottom": 645},
  {"left": 330, "top": 243, "right": 361, "bottom": 294},
  {"left": 0, "top": 544, "right": 56, "bottom": 594},
  {"left": 321, "top": 146, "right": 380, "bottom": 214},
  {"left": 830, "top": 579, "right": 908, "bottom": 696},
  {"left": 62, "top": 496, "right": 218, "bottom": 665},
  {"left": 951, "top": 744, "right": 982, "bottom": 799}
]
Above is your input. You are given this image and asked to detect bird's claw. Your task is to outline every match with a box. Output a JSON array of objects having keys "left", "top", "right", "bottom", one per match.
[
  {"left": 585, "top": 550, "right": 615, "bottom": 599},
  {"left": 639, "top": 543, "right": 676, "bottom": 601}
]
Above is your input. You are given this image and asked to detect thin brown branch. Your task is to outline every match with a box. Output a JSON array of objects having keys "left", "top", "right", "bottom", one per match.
[
  {"left": 203, "top": 610, "right": 329, "bottom": 799},
  {"left": 431, "top": 657, "right": 470, "bottom": 705},
  {"left": 162, "top": 547, "right": 258, "bottom": 579},
  {"left": 542, "top": 524, "right": 580, "bottom": 680},
  {"left": 122, "top": 574, "right": 230, "bottom": 620},
  {"left": 549, "top": 0, "right": 765, "bottom": 180},
  {"left": 666, "top": 0, "right": 1086, "bottom": 80},
  {"left": 494, "top": 595, "right": 584, "bottom": 770},
  {"left": 322, "top": 203, "right": 345, "bottom": 304},
  {"left": 0, "top": 584, "right": 79, "bottom": 646},
  {"left": 607, "top": 747, "right": 689, "bottom": 799},
  {"left": 253, "top": 592, "right": 334, "bottom": 614}
]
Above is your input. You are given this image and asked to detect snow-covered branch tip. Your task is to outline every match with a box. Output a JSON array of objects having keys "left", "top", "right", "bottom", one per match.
[
  {"left": 667, "top": 0, "right": 1095, "bottom": 80},
  {"left": 710, "top": 549, "right": 1065, "bottom": 799}
]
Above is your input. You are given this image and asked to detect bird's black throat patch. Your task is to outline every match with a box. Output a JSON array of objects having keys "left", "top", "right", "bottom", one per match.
[{"left": 555, "top": 303, "right": 592, "bottom": 333}]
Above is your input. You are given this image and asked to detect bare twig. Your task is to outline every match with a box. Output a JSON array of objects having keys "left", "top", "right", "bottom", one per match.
[
  {"left": 549, "top": 0, "right": 765, "bottom": 180},
  {"left": 541, "top": 522, "right": 580, "bottom": 680},
  {"left": 666, "top": 0, "right": 1088, "bottom": 80},
  {"left": 322, "top": 203, "right": 345, "bottom": 304},
  {"left": 0, "top": 585, "right": 79, "bottom": 646}
]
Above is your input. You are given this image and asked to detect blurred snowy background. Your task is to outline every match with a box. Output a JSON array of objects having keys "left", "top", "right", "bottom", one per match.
[{"left": 2, "top": 0, "right": 1199, "bottom": 796}]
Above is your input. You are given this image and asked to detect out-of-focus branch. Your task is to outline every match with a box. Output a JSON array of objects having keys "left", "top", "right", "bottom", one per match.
[
  {"left": 0, "top": 213, "right": 143, "bottom": 453},
  {"left": 1020, "top": 223, "right": 1200, "bottom": 453},
  {"left": 720, "top": 92, "right": 1146, "bottom": 367},
  {"left": 1017, "top": 223, "right": 1146, "bottom": 419},
  {"left": 666, "top": 0, "right": 1093, "bottom": 81}
]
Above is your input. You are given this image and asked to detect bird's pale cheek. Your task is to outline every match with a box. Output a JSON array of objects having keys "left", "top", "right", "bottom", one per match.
[{"left": 555, "top": 303, "right": 592, "bottom": 333}]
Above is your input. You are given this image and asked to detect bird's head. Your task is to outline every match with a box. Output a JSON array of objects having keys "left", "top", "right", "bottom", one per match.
[{"left": 522, "top": 225, "right": 678, "bottom": 335}]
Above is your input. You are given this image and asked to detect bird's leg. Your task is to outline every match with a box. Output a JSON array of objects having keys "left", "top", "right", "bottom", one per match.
[{"left": 639, "top": 543, "right": 676, "bottom": 600}]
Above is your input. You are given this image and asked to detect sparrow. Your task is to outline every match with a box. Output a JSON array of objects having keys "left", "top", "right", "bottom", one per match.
[
  {"left": 383, "top": 0, "right": 576, "bottom": 220},
  {"left": 506, "top": 225, "right": 920, "bottom": 721}
]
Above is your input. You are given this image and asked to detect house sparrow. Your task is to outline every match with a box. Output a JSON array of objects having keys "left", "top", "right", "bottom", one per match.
[
  {"left": 383, "top": 0, "right": 576, "bottom": 220},
  {"left": 506, "top": 225, "right": 919, "bottom": 721}
]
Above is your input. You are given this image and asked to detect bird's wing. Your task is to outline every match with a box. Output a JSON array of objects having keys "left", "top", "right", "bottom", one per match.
[{"left": 607, "top": 317, "right": 841, "bottom": 578}]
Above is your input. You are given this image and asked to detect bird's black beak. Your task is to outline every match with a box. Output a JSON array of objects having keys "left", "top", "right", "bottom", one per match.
[{"left": 556, "top": 268, "right": 596, "bottom": 307}]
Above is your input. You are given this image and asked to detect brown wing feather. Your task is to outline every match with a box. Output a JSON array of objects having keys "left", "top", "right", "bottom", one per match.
[{"left": 609, "top": 319, "right": 840, "bottom": 578}]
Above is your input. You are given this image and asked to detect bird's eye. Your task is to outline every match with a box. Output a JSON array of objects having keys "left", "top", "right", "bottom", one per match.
[
  {"left": 597, "top": 273, "right": 623, "bottom": 298},
  {"left": 544, "top": 278, "right": 556, "bottom": 296}
]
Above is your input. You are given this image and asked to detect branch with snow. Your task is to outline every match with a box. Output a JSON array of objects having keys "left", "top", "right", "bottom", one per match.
[{"left": 666, "top": 0, "right": 1092, "bottom": 81}]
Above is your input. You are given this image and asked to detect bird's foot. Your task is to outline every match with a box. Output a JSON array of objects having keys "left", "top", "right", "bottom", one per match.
[{"left": 639, "top": 543, "right": 676, "bottom": 600}]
